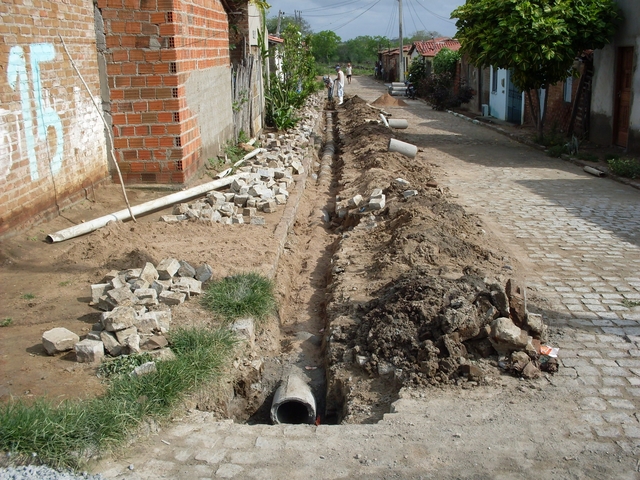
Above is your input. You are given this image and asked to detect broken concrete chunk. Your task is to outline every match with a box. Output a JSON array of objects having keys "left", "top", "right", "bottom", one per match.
[
  {"left": 173, "top": 203, "right": 190, "bottom": 215},
  {"left": 157, "top": 258, "right": 180, "bottom": 280},
  {"left": 102, "top": 306, "right": 137, "bottom": 332},
  {"left": 75, "top": 339, "right": 104, "bottom": 363},
  {"left": 91, "top": 284, "right": 112, "bottom": 305},
  {"left": 115, "top": 326, "right": 138, "bottom": 344},
  {"left": 393, "top": 178, "right": 410, "bottom": 188},
  {"left": 160, "top": 214, "right": 187, "bottom": 223},
  {"left": 106, "top": 286, "right": 137, "bottom": 307},
  {"left": 110, "top": 274, "right": 128, "bottom": 289},
  {"left": 128, "top": 278, "right": 149, "bottom": 291},
  {"left": 172, "top": 277, "right": 202, "bottom": 296},
  {"left": 139, "top": 262, "right": 159, "bottom": 285},
  {"left": 86, "top": 331, "right": 102, "bottom": 341},
  {"left": 134, "top": 313, "right": 159, "bottom": 334},
  {"left": 148, "top": 348, "right": 176, "bottom": 361},
  {"left": 290, "top": 160, "right": 304, "bottom": 174},
  {"left": 141, "top": 335, "right": 168, "bottom": 351},
  {"left": 262, "top": 200, "right": 277, "bottom": 213},
  {"left": 195, "top": 263, "right": 213, "bottom": 283},
  {"left": 489, "top": 317, "right": 529, "bottom": 353},
  {"left": 131, "top": 361, "right": 157, "bottom": 378},
  {"left": 42, "top": 328, "right": 80, "bottom": 355},
  {"left": 159, "top": 290, "right": 186, "bottom": 306},
  {"left": 123, "top": 334, "right": 141, "bottom": 354},
  {"left": 348, "top": 195, "right": 364, "bottom": 208},
  {"left": 230, "top": 318, "right": 255, "bottom": 347},
  {"left": 100, "top": 331, "right": 123, "bottom": 356},
  {"left": 250, "top": 216, "right": 266, "bottom": 225},
  {"left": 402, "top": 190, "right": 418, "bottom": 199},
  {"left": 177, "top": 260, "right": 196, "bottom": 278},
  {"left": 368, "top": 194, "right": 386, "bottom": 211}
]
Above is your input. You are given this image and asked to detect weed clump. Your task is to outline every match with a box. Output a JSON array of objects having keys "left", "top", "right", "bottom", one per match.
[{"left": 201, "top": 273, "right": 276, "bottom": 323}]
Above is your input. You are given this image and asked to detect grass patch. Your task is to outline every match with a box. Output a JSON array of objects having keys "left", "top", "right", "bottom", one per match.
[
  {"left": 20, "top": 293, "right": 35, "bottom": 300},
  {"left": 0, "top": 327, "right": 236, "bottom": 469},
  {"left": 0, "top": 318, "right": 12, "bottom": 327},
  {"left": 607, "top": 157, "right": 640, "bottom": 179},
  {"left": 201, "top": 273, "right": 276, "bottom": 323},
  {"left": 97, "top": 353, "right": 154, "bottom": 378},
  {"left": 622, "top": 299, "right": 640, "bottom": 308}
]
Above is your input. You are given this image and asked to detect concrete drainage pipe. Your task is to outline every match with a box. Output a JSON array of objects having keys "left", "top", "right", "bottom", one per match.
[{"left": 270, "top": 374, "right": 317, "bottom": 425}]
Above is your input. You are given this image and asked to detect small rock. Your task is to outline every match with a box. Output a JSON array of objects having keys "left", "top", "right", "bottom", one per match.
[{"left": 42, "top": 328, "right": 80, "bottom": 355}]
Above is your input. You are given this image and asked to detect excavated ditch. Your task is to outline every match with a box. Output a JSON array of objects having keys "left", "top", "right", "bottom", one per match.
[{"left": 235, "top": 95, "right": 554, "bottom": 426}]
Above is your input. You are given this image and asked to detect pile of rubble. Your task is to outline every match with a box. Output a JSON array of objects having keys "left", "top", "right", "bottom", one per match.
[
  {"left": 42, "top": 258, "right": 209, "bottom": 364},
  {"left": 160, "top": 95, "right": 323, "bottom": 225},
  {"left": 330, "top": 268, "right": 557, "bottom": 387}
]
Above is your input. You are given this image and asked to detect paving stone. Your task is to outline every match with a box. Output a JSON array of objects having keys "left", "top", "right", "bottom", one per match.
[
  {"left": 593, "top": 426, "right": 622, "bottom": 438},
  {"left": 42, "top": 327, "right": 80, "bottom": 355},
  {"left": 579, "top": 397, "right": 608, "bottom": 411},
  {"left": 602, "top": 411, "right": 636, "bottom": 424},
  {"left": 215, "top": 464, "right": 244, "bottom": 478},
  {"left": 607, "top": 399, "right": 636, "bottom": 409},
  {"left": 194, "top": 448, "right": 227, "bottom": 464},
  {"left": 597, "top": 387, "right": 623, "bottom": 397},
  {"left": 75, "top": 339, "right": 104, "bottom": 363}
]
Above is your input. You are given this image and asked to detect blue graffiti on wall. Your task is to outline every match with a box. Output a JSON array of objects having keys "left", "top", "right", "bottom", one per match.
[{"left": 7, "top": 44, "right": 63, "bottom": 181}]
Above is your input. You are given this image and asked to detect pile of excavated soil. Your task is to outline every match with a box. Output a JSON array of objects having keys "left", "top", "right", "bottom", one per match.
[
  {"left": 371, "top": 92, "right": 408, "bottom": 107},
  {"left": 324, "top": 96, "right": 534, "bottom": 423}
]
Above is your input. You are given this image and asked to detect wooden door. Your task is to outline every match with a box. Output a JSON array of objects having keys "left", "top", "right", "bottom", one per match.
[{"left": 614, "top": 47, "right": 633, "bottom": 147}]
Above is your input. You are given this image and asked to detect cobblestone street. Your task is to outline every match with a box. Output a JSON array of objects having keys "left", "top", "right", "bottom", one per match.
[{"left": 94, "top": 77, "right": 640, "bottom": 479}]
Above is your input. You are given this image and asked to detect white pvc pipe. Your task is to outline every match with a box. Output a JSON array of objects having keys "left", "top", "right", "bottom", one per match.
[
  {"left": 379, "top": 113, "right": 390, "bottom": 128},
  {"left": 46, "top": 175, "right": 241, "bottom": 243},
  {"left": 388, "top": 138, "right": 418, "bottom": 158},
  {"left": 584, "top": 166, "right": 605, "bottom": 177},
  {"left": 388, "top": 119, "right": 408, "bottom": 129}
]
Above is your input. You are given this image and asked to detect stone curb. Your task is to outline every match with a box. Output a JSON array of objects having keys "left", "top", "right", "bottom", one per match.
[
  {"left": 265, "top": 106, "right": 321, "bottom": 280},
  {"left": 446, "top": 109, "right": 640, "bottom": 192}
]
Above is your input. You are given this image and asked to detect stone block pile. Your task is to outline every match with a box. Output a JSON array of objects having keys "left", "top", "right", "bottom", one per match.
[
  {"left": 42, "top": 258, "right": 211, "bottom": 364},
  {"left": 160, "top": 95, "right": 323, "bottom": 226}
]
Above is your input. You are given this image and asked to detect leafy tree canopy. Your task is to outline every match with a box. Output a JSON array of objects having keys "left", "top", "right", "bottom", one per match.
[
  {"left": 266, "top": 14, "right": 312, "bottom": 36},
  {"left": 433, "top": 47, "right": 461, "bottom": 75},
  {"left": 310, "top": 31, "right": 342, "bottom": 64},
  {"left": 406, "top": 30, "right": 442, "bottom": 42},
  {"left": 452, "top": 0, "right": 620, "bottom": 91}
]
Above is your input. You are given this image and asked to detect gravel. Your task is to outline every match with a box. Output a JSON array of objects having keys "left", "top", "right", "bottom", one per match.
[{"left": 0, "top": 466, "right": 104, "bottom": 480}]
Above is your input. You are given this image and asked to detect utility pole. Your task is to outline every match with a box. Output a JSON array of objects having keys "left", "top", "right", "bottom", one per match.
[
  {"left": 398, "top": 0, "right": 404, "bottom": 82},
  {"left": 276, "top": 10, "right": 283, "bottom": 36}
]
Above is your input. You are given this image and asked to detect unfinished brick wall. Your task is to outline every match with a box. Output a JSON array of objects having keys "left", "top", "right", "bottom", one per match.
[
  {"left": 96, "top": 0, "right": 234, "bottom": 185},
  {"left": 1, "top": 0, "right": 109, "bottom": 236}
]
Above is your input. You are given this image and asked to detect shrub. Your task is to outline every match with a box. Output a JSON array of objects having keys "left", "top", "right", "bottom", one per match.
[
  {"left": 547, "top": 145, "right": 566, "bottom": 157},
  {"left": 607, "top": 157, "right": 640, "bottom": 178},
  {"left": 421, "top": 73, "right": 474, "bottom": 111}
]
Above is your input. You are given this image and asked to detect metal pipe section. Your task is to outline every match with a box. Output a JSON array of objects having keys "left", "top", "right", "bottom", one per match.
[
  {"left": 388, "top": 138, "right": 418, "bottom": 158},
  {"left": 270, "top": 374, "right": 317, "bottom": 425},
  {"left": 388, "top": 119, "right": 408, "bottom": 129},
  {"left": 46, "top": 175, "right": 241, "bottom": 243}
]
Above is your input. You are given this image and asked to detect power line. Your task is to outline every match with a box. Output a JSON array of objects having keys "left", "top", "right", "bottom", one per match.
[
  {"left": 406, "top": 0, "right": 433, "bottom": 35},
  {"left": 301, "top": 0, "right": 364, "bottom": 13},
  {"left": 326, "top": 0, "right": 383, "bottom": 34},
  {"left": 413, "top": 0, "right": 455, "bottom": 23}
]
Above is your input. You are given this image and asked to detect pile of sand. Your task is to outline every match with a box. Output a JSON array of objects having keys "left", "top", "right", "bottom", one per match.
[{"left": 371, "top": 93, "right": 408, "bottom": 107}]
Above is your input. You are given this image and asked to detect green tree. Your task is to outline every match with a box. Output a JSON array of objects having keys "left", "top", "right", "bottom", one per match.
[
  {"left": 406, "top": 30, "right": 442, "bottom": 42},
  {"left": 262, "top": 24, "right": 318, "bottom": 130},
  {"left": 452, "top": 0, "right": 620, "bottom": 140},
  {"left": 266, "top": 14, "right": 312, "bottom": 36},
  {"left": 432, "top": 47, "right": 460, "bottom": 75},
  {"left": 310, "top": 31, "right": 341, "bottom": 63}
]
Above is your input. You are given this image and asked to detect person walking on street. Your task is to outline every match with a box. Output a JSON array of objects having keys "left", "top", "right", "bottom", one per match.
[
  {"left": 346, "top": 63, "right": 353, "bottom": 84},
  {"left": 334, "top": 65, "right": 345, "bottom": 105}
]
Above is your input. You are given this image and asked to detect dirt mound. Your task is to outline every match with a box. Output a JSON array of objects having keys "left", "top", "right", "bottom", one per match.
[
  {"left": 371, "top": 93, "right": 408, "bottom": 107},
  {"left": 354, "top": 268, "right": 505, "bottom": 386}
]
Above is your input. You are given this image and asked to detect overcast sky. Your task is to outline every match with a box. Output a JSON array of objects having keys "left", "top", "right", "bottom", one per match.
[{"left": 265, "top": 0, "right": 465, "bottom": 41}]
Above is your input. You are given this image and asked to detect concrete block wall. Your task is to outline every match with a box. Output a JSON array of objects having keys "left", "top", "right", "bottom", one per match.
[
  {"left": 0, "top": 0, "right": 109, "bottom": 236},
  {"left": 96, "top": 0, "right": 234, "bottom": 185}
]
